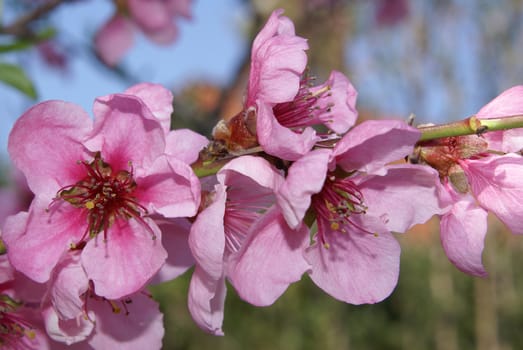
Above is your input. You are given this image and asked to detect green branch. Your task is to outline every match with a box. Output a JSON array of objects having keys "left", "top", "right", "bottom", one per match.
[{"left": 418, "top": 115, "right": 523, "bottom": 141}]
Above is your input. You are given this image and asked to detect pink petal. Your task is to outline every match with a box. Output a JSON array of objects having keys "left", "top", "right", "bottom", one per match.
[
  {"left": 150, "top": 218, "right": 194, "bottom": 284},
  {"left": 0, "top": 254, "right": 14, "bottom": 284},
  {"left": 256, "top": 101, "right": 318, "bottom": 161},
  {"left": 165, "top": 129, "right": 209, "bottom": 164},
  {"left": 476, "top": 86, "right": 523, "bottom": 153},
  {"left": 247, "top": 10, "right": 308, "bottom": 105},
  {"left": 128, "top": 0, "right": 171, "bottom": 31},
  {"left": 357, "top": 164, "right": 447, "bottom": 233},
  {"left": 0, "top": 188, "right": 23, "bottom": 224},
  {"left": 3, "top": 198, "right": 86, "bottom": 283},
  {"left": 143, "top": 23, "right": 179, "bottom": 45},
  {"left": 251, "top": 9, "right": 298, "bottom": 55},
  {"left": 134, "top": 155, "right": 200, "bottom": 218},
  {"left": 440, "top": 190, "right": 488, "bottom": 277},
  {"left": 124, "top": 83, "right": 174, "bottom": 133},
  {"left": 167, "top": 0, "right": 192, "bottom": 19},
  {"left": 49, "top": 253, "right": 89, "bottom": 320},
  {"left": 333, "top": 120, "right": 420, "bottom": 175},
  {"left": 87, "top": 292, "right": 164, "bottom": 350},
  {"left": 276, "top": 149, "right": 331, "bottom": 228},
  {"left": 188, "top": 267, "right": 226, "bottom": 336},
  {"left": 1, "top": 260, "right": 46, "bottom": 303},
  {"left": 309, "top": 70, "right": 358, "bottom": 134},
  {"left": 477, "top": 86, "right": 523, "bottom": 118},
  {"left": 218, "top": 154, "right": 284, "bottom": 190},
  {"left": 94, "top": 15, "right": 134, "bottom": 66},
  {"left": 8, "top": 101, "right": 92, "bottom": 199},
  {"left": 461, "top": 154, "right": 523, "bottom": 234},
  {"left": 43, "top": 305, "right": 94, "bottom": 346},
  {"left": 188, "top": 185, "right": 226, "bottom": 280},
  {"left": 305, "top": 223, "right": 400, "bottom": 304},
  {"left": 82, "top": 218, "right": 167, "bottom": 299},
  {"left": 88, "top": 93, "right": 166, "bottom": 171},
  {"left": 494, "top": 128, "right": 523, "bottom": 153},
  {"left": 227, "top": 208, "right": 310, "bottom": 306}
]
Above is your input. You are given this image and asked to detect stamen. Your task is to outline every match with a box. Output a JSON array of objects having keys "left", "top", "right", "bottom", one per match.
[
  {"left": 311, "top": 84, "right": 331, "bottom": 98},
  {"left": 272, "top": 72, "right": 336, "bottom": 131},
  {"left": 312, "top": 174, "right": 372, "bottom": 247},
  {"left": 52, "top": 152, "right": 154, "bottom": 248}
]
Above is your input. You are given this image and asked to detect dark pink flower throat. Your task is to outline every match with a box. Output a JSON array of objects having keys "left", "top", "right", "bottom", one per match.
[
  {"left": 273, "top": 74, "right": 334, "bottom": 130},
  {"left": 55, "top": 152, "right": 153, "bottom": 244},
  {"left": 312, "top": 175, "right": 368, "bottom": 247}
]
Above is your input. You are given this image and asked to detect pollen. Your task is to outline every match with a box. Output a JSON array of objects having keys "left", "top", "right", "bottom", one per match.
[
  {"left": 110, "top": 301, "right": 121, "bottom": 314},
  {"left": 25, "top": 329, "right": 36, "bottom": 340},
  {"left": 85, "top": 201, "right": 95, "bottom": 210}
]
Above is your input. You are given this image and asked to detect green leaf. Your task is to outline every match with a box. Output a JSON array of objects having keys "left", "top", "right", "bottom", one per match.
[
  {"left": 0, "top": 27, "right": 57, "bottom": 53},
  {"left": 0, "top": 63, "right": 37, "bottom": 99}
]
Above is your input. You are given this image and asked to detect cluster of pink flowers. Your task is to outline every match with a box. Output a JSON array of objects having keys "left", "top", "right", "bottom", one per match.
[
  {"left": 2, "top": 8, "right": 523, "bottom": 347},
  {"left": 94, "top": 0, "right": 193, "bottom": 66}
]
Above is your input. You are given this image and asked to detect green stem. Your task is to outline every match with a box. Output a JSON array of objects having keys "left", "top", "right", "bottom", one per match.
[
  {"left": 191, "top": 146, "right": 264, "bottom": 178},
  {"left": 418, "top": 115, "right": 523, "bottom": 141},
  {"left": 191, "top": 157, "right": 231, "bottom": 178}
]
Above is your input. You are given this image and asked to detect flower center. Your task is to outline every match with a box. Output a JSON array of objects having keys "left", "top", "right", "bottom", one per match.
[
  {"left": 272, "top": 74, "right": 333, "bottom": 130},
  {"left": 0, "top": 295, "right": 36, "bottom": 348},
  {"left": 56, "top": 152, "right": 150, "bottom": 244},
  {"left": 311, "top": 175, "right": 368, "bottom": 248}
]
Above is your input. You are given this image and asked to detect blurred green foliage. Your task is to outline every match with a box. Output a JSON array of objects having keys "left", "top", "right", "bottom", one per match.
[{"left": 0, "top": 62, "right": 36, "bottom": 99}]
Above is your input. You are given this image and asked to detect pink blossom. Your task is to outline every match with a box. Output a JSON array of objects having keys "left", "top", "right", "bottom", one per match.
[
  {"left": 212, "top": 9, "right": 358, "bottom": 160},
  {"left": 418, "top": 87, "right": 523, "bottom": 276},
  {"left": 277, "top": 120, "right": 445, "bottom": 303},
  {"left": 3, "top": 90, "right": 201, "bottom": 300},
  {"left": 256, "top": 70, "right": 358, "bottom": 160},
  {"left": 94, "top": 15, "right": 135, "bottom": 66},
  {"left": 42, "top": 253, "right": 164, "bottom": 349},
  {"left": 95, "top": 0, "right": 192, "bottom": 66},
  {"left": 188, "top": 156, "right": 310, "bottom": 334}
]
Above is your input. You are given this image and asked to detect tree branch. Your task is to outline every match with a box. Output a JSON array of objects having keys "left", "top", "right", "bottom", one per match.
[{"left": 0, "top": 0, "right": 65, "bottom": 37}]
